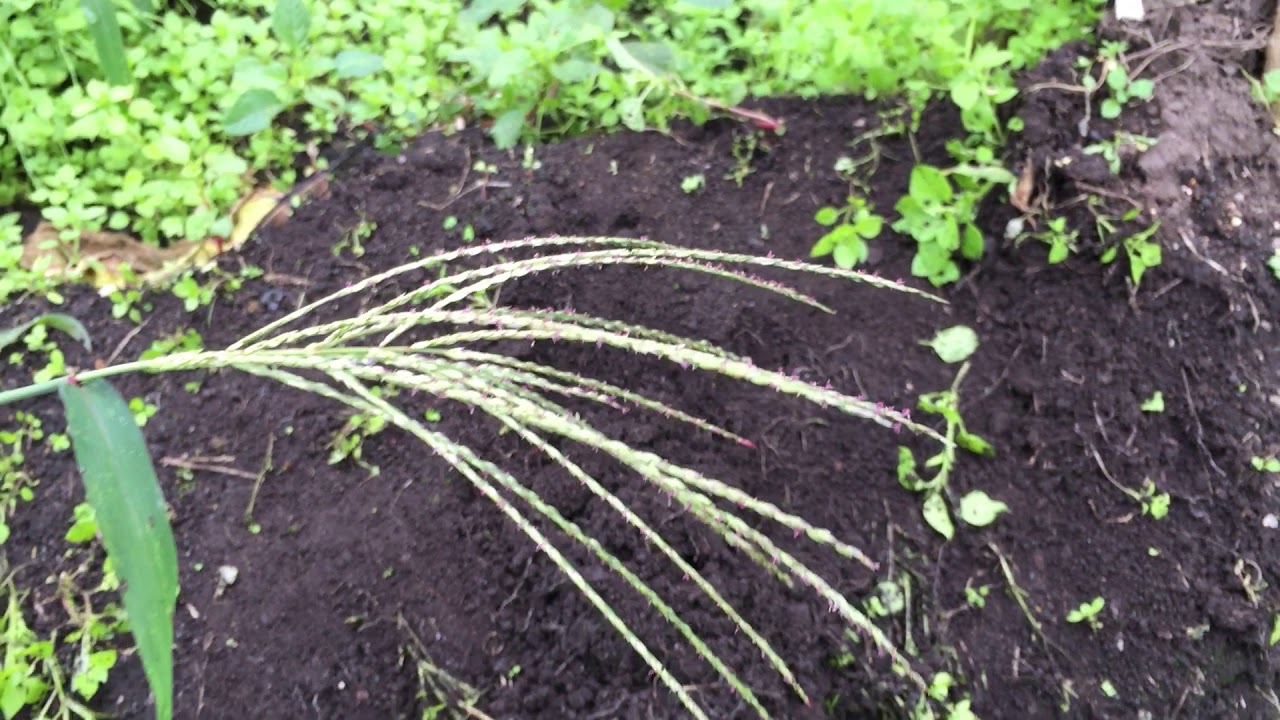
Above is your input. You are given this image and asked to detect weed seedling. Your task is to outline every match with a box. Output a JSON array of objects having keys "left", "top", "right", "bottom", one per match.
[
  {"left": 893, "top": 163, "right": 1014, "bottom": 286},
  {"left": 810, "top": 196, "right": 884, "bottom": 269},
  {"left": 521, "top": 146, "right": 541, "bottom": 171},
  {"left": 1018, "top": 216, "right": 1079, "bottom": 264},
  {"left": 1127, "top": 479, "right": 1171, "bottom": 520},
  {"left": 726, "top": 132, "right": 760, "bottom": 187},
  {"left": 171, "top": 272, "right": 215, "bottom": 313},
  {"left": 139, "top": 329, "right": 204, "bottom": 362},
  {"left": 898, "top": 363, "right": 1001, "bottom": 539},
  {"left": 1094, "top": 61, "right": 1155, "bottom": 120},
  {"left": 128, "top": 397, "right": 158, "bottom": 427},
  {"left": 1083, "top": 132, "right": 1157, "bottom": 174},
  {"left": 327, "top": 410, "right": 388, "bottom": 476},
  {"left": 1251, "top": 455, "right": 1280, "bottom": 473},
  {"left": 1067, "top": 596, "right": 1105, "bottom": 632},
  {"left": 1140, "top": 391, "right": 1164, "bottom": 413},
  {"left": 1096, "top": 207, "right": 1162, "bottom": 288},
  {"left": 964, "top": 582, "right": 991, "bottom": 609},
  {"left": 333, "top": 217, "right": 377, "bottom": 259},
  {"left": 680, "top": 174, "right": 706, "bottom": 194}
]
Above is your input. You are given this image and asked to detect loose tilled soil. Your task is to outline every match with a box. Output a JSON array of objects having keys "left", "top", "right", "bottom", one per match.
[{"left": 3, "top": 3, "right": 1280, "bottom": 719}]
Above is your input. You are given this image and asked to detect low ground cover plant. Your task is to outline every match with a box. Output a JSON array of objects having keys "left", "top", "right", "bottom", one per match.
[{"left": 3, "top": 0, "right": 1099, "bottom": 256}]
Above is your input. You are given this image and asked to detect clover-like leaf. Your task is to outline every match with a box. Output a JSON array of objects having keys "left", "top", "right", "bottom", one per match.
[
  {"left": 921, "top": 325, "right": 979, "bottom": 364},
  {"left": 958, "top": 491, "right": 1008, "bottom": 527}
]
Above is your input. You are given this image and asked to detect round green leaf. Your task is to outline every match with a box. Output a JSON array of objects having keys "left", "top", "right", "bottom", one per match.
[
  {"left": 271, "top": 0, "right": 310, "bottom": 49},
  {"left": 223, "top": 89, "right": 284, "bottom": 136},
  {"left": 814, "top": 207, "right": 840, "bottom": 226},
  {"left": 958, "top": 490, "right": 1008, "bottom": 527},
  {"left": 334, "top": 49, "right": 383, "bottom": 79},
  {"left": 921, "top": 325, "right": 979, "bottom": 364}
]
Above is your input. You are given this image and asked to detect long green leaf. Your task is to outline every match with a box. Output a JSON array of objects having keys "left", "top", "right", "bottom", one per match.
[
  {"left": 0, "top": 313, "right": 92, "bottom": 353},
  {"left": 58, "top": 379, "right": 177, "bottom": 720},
  {"left": 81, "top": 0, "right": 131, "bottom": 86}
]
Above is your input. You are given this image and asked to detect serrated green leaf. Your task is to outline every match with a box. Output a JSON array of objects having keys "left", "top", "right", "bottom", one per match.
[
  {"left": 958, "top": 491, "right": 1008, "bottom": 527},
  {"left": 922, "top": 492, "right": 954, "bottom": 540},
  {"left": 0, "top": 314, "right": 92, "bottom": 353},
  {"left": 58, "top": 379, "right": 177, "bottom": 720},
  {"left": 333, "top": 50, "right": 383, "bottom": 79},
  {"left": 490, "top": 108, "right": 527, "bottom": 149},
  {"left": 921, "top": 325, "right": 979, "bottom": 364},
  {"left": 909, "top": 165, "right": 952, "bottom": 203},
  {"left": 272, "top": 0, "right": 310, "bottom": 49},
  {"left": 223, "top": 89, "right": 284, "bottom": 136}
]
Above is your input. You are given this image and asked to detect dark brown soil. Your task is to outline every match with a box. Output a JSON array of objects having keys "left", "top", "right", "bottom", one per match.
[{"left": 3, "top": 2, "right": 1280, "bottom": 719}]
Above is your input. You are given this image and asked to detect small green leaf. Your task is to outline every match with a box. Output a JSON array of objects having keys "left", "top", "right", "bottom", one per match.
[
  {"left": 854, "top": 214, "right": 883, "bottom": 238},
  {"left": 609, "top": 39, "right": 675, "bottom": 74},
  {"left": 490, "top": 109, "right": 527, "bottom": 149},
  {"left": 1269, "top": 614, "right": 1280, "bottom": 646},
  {"left": 909, "top": 165, "right": 952, "bottom": 203},
  {"left": 0, "top": 314, "right": 92, "bottom": 353},
  {"left": 1100, "top": 246, "right": 1119, "bottom": 264},
  {"left": 272, "top": 0, "right": 310, "bottom": 49},
  {"left": 921, "top": 325, "right": 979, "bottom": 364},
  {"left": 957, "top": 430, "right": 995, "bottom": 457},
  {"left": 922, "top": 492, "right": 954, "bottom": 540},
  {"left": 950, "top": 80, "right": 980, "bottom": 109},
  {"left": 1100, "top": 679, "right": 1117, "bottom": 698},
  {"left": 960, "top": 223, "right": 984, "bottom": 260},
  {"left": 59, "top": 379, "right": 177, "bottom": 720},
  {"left": 950, "top": 164, "right": 1018, "bottom": 185},
  {"left": 150, "top": 136, "right": 190, "bottom": 164},
  {"left": 223, "top": 89, "right": 284, "bottom": 136},
  {"left": 1140, "top": 391, "right": 1164, "bottom": 413},
  {"left": 814, "top": 207, "right": 840, "bottom": 226},
  {"left": 832, "top": 240, "right": 864, "bottom": 269},
  {"left": 333, "top": 50, "right": 383, "bottom": 79},
  {"left": 958, "top": 491, "right": 1008, "bottom": 527},
  {"left": 896, "top": 446, "right": 918, "bottom": 488}
]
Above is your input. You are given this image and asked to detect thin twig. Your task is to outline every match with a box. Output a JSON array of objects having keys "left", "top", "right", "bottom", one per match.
[
  {"left": 243, "top": 434, "right": 275, "bottom": 525},
  {"left": 104, "top": 321, "right": 148, "bottom": 366},
  {"left": 1180, "top": 366, "right": 1227, "bottom": 483},
  {"left": 159, "top": 456, "right": 257, "bottom": 480}
]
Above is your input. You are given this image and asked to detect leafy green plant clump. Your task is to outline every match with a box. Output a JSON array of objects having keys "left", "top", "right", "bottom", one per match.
[{"left": 3, "top": 0, "right": 1100, "bottom": 253}]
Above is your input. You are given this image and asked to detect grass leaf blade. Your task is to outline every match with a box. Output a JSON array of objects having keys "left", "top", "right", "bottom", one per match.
[
  {"left": 80, "top": 0, "right": 131, "bottom": 85},
  {"left": 58, "top": 379, "right": 177, "bottom": 720},
  {"left": 0, "top": 313, "right": 93, "bottom": 353}
]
